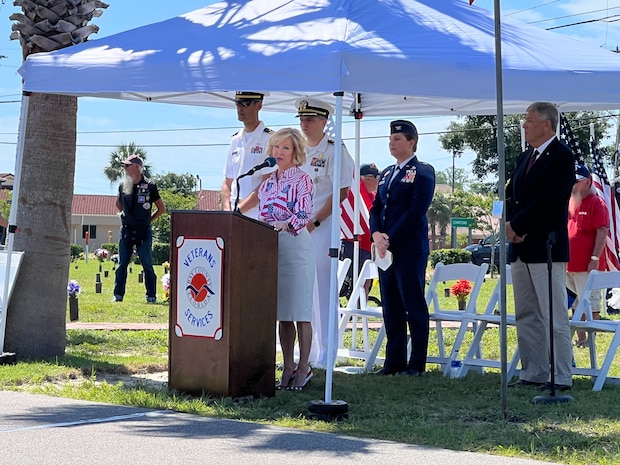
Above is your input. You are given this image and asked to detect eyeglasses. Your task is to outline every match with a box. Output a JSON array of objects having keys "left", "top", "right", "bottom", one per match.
[
  {"left": 235, "top": 100, "right": 256, "bottom": 107},
  {"left": 362, "top": 174, "right": 379, "bottom": 179}
]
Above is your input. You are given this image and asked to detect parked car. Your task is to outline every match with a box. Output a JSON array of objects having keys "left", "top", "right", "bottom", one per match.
[{"left": 464, "top": 234, "right": 507, "bottom": 267}]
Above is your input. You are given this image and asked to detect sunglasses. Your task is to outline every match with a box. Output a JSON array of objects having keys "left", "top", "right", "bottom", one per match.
[{"left": 235, "top": 100, "right": 257, "bottom": 107}]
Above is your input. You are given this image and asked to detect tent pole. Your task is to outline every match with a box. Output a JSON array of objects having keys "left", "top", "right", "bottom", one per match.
[
  {"left": 1, "top": 91, "right": 30, "bottom": 360},
  {"left": 324, "top": 92, "right": 344, "bottom": 403},
  {"left": 493, "top": 0, "right": 509, "bottom": 418},
  {"left": 352, "top": 94, "right": 362, "bottom": 292},
  {"left": 308, "top": 92, "right": 349, "bottom": 421}
]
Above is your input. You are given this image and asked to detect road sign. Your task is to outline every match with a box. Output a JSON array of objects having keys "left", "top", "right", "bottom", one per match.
[{"left": 451, "top": 217, "right": 473, "bottom": 228}]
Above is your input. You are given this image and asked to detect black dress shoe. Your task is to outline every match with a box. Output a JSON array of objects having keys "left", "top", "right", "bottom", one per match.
[
  {"left": 508, "top": 379, "right": 544, "bottom": 388},
  {"left": 373, "top": 367, "right": 400, "bottom": 376},
  {"left": 537, "top": 382, "right": 572, "bottom": 392},
  {"left": 400, "top": 368, "right": 422, "bottom": 377}
]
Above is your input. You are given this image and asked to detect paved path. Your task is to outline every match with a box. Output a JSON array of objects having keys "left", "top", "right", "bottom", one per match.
[{"left": 0, "top": 391, "right": 554, "bottom": 465}]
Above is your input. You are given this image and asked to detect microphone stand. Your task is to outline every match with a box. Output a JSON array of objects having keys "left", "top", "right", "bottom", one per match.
[
  {"left": 532, "top": 232, "right": 573, "bottom": 404},
  {"left": 233, "top": 176, "right": 243, "bottom": 212}
]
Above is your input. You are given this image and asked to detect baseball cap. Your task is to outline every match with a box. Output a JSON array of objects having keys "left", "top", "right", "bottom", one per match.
[
  {"left": 360, "top": 163, "right": 380, "bottom": 177},
  {"left": 575, "top": 163, "right": 590, "bottom": 181},
  {"left": 121, "top": 154, "right": 144, "bottom": 167}
]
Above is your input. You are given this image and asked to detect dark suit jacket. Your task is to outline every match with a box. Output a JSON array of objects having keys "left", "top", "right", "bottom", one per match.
[
  {"left": 506, "top": 137, "right": 574, "bottom": 263},
  {"left": 370, "top": 156, "right": 435, "bottom": 256}
]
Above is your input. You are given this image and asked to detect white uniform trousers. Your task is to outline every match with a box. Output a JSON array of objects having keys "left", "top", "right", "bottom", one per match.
[{"left": 308, "top": 216, "right": 338, "bottom": 368}]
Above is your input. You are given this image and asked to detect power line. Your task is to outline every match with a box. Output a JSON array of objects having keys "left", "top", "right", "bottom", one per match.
[
  {"left": 546, "top": 14, "right": 620, "bottom": 31},
  {"left": 504, "top": 0, "right": 560, "bottom": 17},
  {"left": 528, "top": 6, "right": 620, "bottom": 24}
]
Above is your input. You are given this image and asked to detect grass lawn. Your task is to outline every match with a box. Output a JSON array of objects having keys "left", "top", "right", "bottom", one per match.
[{"left": 2, "top": 258, "right": 620, "bottom": 464}]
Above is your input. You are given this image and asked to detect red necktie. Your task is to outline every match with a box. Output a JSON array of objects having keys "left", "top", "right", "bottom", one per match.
[{"left": 526, "top": 150, "right": 539, "bottom": 174}]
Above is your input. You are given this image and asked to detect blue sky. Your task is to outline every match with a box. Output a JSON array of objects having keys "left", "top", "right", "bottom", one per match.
[{"left": 1, "top": 0, "right": 619, "bottom": 194}]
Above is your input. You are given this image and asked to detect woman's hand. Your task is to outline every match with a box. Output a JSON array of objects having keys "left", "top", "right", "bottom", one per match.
[
  {"left": 371, "top": 231, "right": 389, "bottom": 258},
  {"left": 273, "top": 222, "right": 289, "bottom": 232}
]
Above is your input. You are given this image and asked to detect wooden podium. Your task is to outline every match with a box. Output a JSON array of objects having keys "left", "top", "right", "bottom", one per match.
[{"left": 168, "top": 211, "right": 277, "bottom": 398}]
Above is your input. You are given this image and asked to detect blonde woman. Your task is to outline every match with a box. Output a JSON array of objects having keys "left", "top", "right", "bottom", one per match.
[{"left": 258, "top": 128, "right": 315, "bottom": 391}]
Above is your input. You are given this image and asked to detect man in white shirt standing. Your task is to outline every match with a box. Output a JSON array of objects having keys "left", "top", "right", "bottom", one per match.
[
  {"left": 222, "top": 91, "right": 274, "bottom": 219},
  {"left": 296, "top": 97, "right": 355, "bottom": 369}
]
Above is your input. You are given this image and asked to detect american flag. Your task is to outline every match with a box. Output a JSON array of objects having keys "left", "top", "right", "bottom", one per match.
[
  {"left": 590, "top": 140, "right": 620, "bottom": 270},
  {"left": 340, "top": 180, "right": 372, "bottom": 249},
  {"left": 559, "top": 113, "right": 584, "bottom": 164},
  {"left": 560, "top": 112, "right": 620, "bottom": 270}
]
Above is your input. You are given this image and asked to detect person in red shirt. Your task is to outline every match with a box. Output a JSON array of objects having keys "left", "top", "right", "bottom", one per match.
[
  {"left": 567, "top": 163, "right": 609, "bottom": 346},
  {"left": 340, "top": 163, "right": 380, "bottom": 297}
]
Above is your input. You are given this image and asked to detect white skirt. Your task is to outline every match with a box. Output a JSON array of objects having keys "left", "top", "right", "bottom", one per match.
[{"left": 277, "top": 228, "right": 315, "bottom": 322}]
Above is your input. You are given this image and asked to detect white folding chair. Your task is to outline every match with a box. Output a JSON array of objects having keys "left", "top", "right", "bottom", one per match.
[
  {"left": 337, "top": 259, "right": 384, "bottom": 371},
  {"left": 337, "top": 257, "right": 352, "bottom": 294},
  {"left": 425, "top": 262, "right": 488, "bottom": 374},
  {"left": 458, "top": 265, "right": 520, "bottom": 379},
  {"left": 570, "top": 270, "right": 620, "bottom": 391}
]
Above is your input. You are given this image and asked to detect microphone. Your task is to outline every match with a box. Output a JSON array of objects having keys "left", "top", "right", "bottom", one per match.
[{"left": 238, "top": 157, "right": 276, "bottom": 179}]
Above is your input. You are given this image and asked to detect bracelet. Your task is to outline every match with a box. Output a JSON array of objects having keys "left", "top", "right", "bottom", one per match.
[{"left": 590, "top": 255, "right": 599, "bottom": 261}]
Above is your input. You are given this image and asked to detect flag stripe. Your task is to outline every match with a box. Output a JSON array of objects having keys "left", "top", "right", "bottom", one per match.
[
  {"left": 590, "top": 140, "right": 620, "bottom": 271},
  {"left": 560, "top": 112, "right": 620, "bottom": 271},
  {"left": 340, "top": 182, "right": 372, "bottom": 244}
]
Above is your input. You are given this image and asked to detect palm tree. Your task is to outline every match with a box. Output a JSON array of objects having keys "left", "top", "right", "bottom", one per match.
[
  {"left": 104, "top": 143, "right": 151, "bottom": 185},
  {"left": 6, "top": 1, "right": 108, "bottom": 358},
  {"left": 427, "top": 191, "right": 452, "bottom": 250}
]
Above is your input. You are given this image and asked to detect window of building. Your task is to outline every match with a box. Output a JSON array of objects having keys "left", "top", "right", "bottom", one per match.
[{"left": 82, "top": 225, "right": 97, "bottom": 240}]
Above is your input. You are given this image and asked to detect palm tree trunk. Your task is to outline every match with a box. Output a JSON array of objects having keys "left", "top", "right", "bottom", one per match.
[
  {"left": 5, "top": 93, "right": 77, "bottom": 357},
  {"left": 7, "top": 0, "right": 107, "bottom": 358}
]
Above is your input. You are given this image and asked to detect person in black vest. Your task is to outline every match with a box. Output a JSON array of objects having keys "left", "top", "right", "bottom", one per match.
[
  {"left": 112, "top": 155, "right": 166, "bottom": 303},
  {"left": 369, "top": 120, "right": 435, "bottom": 376},
  {"left": 506, "top": 102, "right": 574, "bottom": 391}
]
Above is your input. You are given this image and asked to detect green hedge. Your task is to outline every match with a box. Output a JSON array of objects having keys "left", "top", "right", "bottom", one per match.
[
  {"left": 100, "top": 243, "right": 119, "bottom": 255},
  {"left": 429, "top": 248, "right": 472, "bottom": 268},
  {"left": 152, "top": 242, "right": 170, "bottom": 265},
  {"left": 70, "top": 243, "right": 84, "bottom": 260},
  {"left": 75, "top": 241, "right": 168, "bottom": 265}
]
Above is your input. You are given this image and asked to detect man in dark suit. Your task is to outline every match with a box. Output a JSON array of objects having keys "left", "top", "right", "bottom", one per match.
[
  {"left": 369, "top": 120, "right": 435, "bottom": 376},
  {"left": 506, "top": 102, "right": 574, "bottom": 391}
]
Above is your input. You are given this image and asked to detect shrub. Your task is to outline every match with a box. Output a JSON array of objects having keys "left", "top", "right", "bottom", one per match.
[
  {"left": 429, "top": 249, "right": 472, "bottom": 268},
  {"left": 70, "top": 243, "right": 84, "bottom": 260},
  {"left": 152, "top": 242, "right": 170, "bottom": 265},
  {"left": 101, "top": 243, "right": 118, "bottom": 255}
]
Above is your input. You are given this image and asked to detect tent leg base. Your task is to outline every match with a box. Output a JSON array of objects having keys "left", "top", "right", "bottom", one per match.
[
  {"left": 306, "top": 399, "right": 349, "bottom": 422},
  {"left": 0, "top": 352, "right": 17, "bottom": 365}
]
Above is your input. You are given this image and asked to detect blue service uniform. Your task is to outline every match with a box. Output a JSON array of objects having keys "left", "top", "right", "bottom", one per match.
[{"left": 369, "top": 157, "right": 435, "bottom": 373}]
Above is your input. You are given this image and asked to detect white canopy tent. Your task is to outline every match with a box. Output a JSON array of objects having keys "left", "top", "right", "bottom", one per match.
[
  {"left": 6, "top": 0, "right": 620, "bottom": 406},
  {"left": 15, "top": 0, "right": 620, "bottom": 114}
]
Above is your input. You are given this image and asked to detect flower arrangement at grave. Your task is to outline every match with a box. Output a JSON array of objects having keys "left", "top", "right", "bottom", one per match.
[
  {"left": 161, "top": 273, "right": 171, "bottom": 302},
  {"left": 162, "top": 261, "right": 170, "bottom": 274},
  {"left": 450, "top": 279, "right": 472, "bottom": 303},
  {"left": 94, "top": 248, "right": 109, "bottom": 262},
  {"left": 67, "top": 280, "right": 81, "bottom": 299}
]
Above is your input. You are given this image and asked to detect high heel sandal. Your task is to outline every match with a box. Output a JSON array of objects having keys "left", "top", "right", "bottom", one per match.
[
  {"left": 288, "top": 367, "right": 313, "bottom": 391},
  {"left": 276, "top": 369, "right": 295, "bottom": 390}
]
